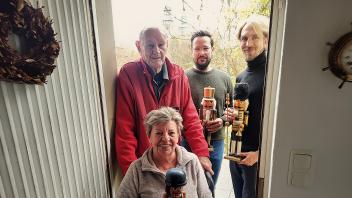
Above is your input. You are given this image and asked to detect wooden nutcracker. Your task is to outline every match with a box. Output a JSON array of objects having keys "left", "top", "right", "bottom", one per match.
[
  {"left": 199, "top": 86, "right": 217, "bottom": 152},
  {"left": 224, "top": 83, "right": 249, "bottom": 162},
  {"left": 224, "top": 93, "right": 231, "bottom": 156},
  {"left": 163, "top": 168, "right": 187, "bottom": 198}
]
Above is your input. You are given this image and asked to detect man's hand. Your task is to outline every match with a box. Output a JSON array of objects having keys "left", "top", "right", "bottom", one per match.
[
  {"left": 223, "top": 108, "right": 237, "bottom": 122},
  {"left": 198, "top": 156, "right": 214, "bottom": 175},
  {"left": 239, "top": 150, "right": 259, "bottom": 166},
  {"left": 204, "top": 118, "right": 223, "bottom": 133}
]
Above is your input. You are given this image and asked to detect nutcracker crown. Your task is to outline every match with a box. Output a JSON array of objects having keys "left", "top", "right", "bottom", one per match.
[
  {"left": 165, "top": 168, "right": 187, "bottom": 187},
  {"left": 204, "top": 86, "right": 215, "bottom": 98},
  {"left": 234, "top": 83, "right": 249, "bottom": 100}
]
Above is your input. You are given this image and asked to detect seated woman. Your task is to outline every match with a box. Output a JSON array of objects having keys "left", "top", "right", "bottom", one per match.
[{"left": 117, "top": 107, "right": 212, "bottom": 198}]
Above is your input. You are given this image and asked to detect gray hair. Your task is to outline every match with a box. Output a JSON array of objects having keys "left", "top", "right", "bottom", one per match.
[
  {"left": 139, "top": 27, "right": 169, "bottom": 41},
  {"left": 144, "top": 107, "right": 183, "bottom": 137},
  {"left": 236, "top": 14, "right": 270, "bottom": 40}
]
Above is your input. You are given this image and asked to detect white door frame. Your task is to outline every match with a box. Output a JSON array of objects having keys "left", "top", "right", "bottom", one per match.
[{"left": 261, "top": 0, "right": 287, "bottom": 197}]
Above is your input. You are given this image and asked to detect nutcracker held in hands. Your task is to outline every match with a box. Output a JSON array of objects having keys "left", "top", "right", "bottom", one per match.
[
  {"left": 199, "top": 86, "right": 217, "bottom": 152},
  {"left": 224, "top": 83, "right": 249, "bottom": 162}
]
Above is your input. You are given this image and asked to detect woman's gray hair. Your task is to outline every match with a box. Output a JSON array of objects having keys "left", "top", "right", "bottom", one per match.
[
  {"left": 144, "top": 107, "right": 183, "bottom": 136},
  {"left": 236, "top": 14, "right": 270, "bottom": 40}
]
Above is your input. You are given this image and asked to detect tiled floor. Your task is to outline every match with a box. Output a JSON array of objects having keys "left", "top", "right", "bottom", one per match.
[{"left": 214, "top": 158, "right": 235, "bottom": 198}]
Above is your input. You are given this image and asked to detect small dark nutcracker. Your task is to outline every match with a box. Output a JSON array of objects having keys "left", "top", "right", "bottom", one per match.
[
  {"left": 199, "top": 86, "right": 217, "bottom": 152},
  {"left": 163, "top": 168, "right": 187, "bottom": 198},
  {"left": 224, "top": 83, "right": 249, "bottom": 162}
]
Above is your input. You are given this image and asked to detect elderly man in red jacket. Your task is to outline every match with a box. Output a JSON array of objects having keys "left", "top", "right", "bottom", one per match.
[{"left": 115, "top": 27, "right": 213, "bottom": 175}]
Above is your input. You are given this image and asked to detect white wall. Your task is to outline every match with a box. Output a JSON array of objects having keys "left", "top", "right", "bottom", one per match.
[{"left": 268, "top": 0, "right": 352, "bottom": 197}]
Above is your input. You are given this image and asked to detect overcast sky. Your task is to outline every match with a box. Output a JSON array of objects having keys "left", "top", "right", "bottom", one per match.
[
  {"left": 112, "top": 0, "right": 222, "bottom": 49},
  {"left": 112, "top": 0, "right": 164, "bottom": 48}
]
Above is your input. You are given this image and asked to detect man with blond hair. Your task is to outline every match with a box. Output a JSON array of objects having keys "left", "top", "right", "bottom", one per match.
[{"left": 229, "top": 15, "right": 270, "bottom": 198}]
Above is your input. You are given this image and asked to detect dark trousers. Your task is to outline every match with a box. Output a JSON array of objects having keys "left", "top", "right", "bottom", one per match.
[
  {"left": 229, "top": 161, "right": 258, "bottom": 198},
  {"left": 209, "top": 139, "right": 224, "bottom": 185}
]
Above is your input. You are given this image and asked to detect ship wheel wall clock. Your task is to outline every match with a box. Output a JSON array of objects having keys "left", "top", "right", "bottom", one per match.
[
  {"left": 323, "top": 24, "right": 352, "bottom": 89},
  {"left": 0, "top": 0, "right": 60, "bottom": 84}
]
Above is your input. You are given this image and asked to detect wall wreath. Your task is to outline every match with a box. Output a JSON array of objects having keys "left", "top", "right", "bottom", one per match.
[{"left": 0, "top": 0, "right": 60, "bottom": 84}]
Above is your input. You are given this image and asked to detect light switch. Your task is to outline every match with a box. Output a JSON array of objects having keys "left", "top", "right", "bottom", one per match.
[
  {"left": 288, "top": 149, "right": 313, "bottom": 188},
  {"left": 291, "top": 173, "right": 307, "bottom": 187},
  {"left": 293, "top": 154, "right": 311, "bottom": 171}
]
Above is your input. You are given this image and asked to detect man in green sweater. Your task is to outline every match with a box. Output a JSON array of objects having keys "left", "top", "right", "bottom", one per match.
[{"left": 185, "top": 30, "right": 233, "bottom": 185}]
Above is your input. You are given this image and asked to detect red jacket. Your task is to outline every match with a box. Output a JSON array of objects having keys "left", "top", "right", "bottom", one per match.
[{"left": 115, "top": 58, "right": 209, "bottom": 175}]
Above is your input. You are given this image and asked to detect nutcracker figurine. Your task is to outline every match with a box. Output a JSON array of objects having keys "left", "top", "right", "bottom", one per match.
[
  {"left": 224, "top": 83, "right": 249, "bottom": 162},
  {"left": 199, "top": 86, "right": 217, "bottom": 152},
  {"left": 224, "top": 93, "right": 231, "bottom": 155},
  {"left": 164, "top": 168, "right": 187, "bottom": 198}
]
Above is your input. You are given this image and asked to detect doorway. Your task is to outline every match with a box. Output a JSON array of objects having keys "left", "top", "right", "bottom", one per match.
[{"left": 112, "top": 0, "right": 273, "bottom": 197}]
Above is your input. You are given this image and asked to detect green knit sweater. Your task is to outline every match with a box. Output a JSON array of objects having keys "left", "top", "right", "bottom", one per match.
[{"left": 186, "top": 67, "right": 233, "bottom": 140}]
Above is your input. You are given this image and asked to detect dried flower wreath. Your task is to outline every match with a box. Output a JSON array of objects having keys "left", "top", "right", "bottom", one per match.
[{"left": 0, "top": 0, "right": 60, "bottom": 84}]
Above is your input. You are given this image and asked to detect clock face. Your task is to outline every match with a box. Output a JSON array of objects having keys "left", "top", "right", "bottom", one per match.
[
  {"left": 326, "top": 31, "right": 352, "bottom": 87},
  {"left": 339, "top": 40, "right": 352, "bottom": 75}
]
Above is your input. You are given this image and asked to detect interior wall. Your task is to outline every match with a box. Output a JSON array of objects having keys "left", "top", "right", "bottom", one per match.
[{"left": 268, "top": 0, "right": 352, "bottom": 197}]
